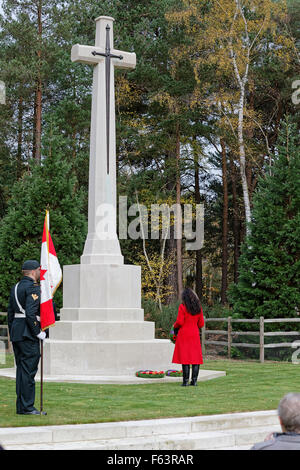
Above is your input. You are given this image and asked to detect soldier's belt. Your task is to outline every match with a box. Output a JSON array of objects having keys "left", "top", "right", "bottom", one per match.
[
  {"left": 14, "top": 313, "right": 26, "bottom": 318},
  {"left": 14, "top": 313, "right": 40, "bottom": 321}
]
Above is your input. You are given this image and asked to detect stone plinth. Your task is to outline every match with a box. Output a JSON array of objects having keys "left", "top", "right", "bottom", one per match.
[
  {"left": 43, "top": 339, "right": 174, "bottom": 376},
  {"left": 62, "top": 264, "right": 141, "bottom": 309},
  {"left": 44, "top": 263, "right": 175, "bottom": 377}
]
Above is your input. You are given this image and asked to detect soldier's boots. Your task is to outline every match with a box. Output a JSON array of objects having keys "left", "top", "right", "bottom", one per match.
[{"left": 18, "top": 408, "right": 47, "bottom": 415}]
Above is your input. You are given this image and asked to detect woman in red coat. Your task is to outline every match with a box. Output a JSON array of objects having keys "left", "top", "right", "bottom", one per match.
[{"left": 172, "top": 287, "right": 205, "bottom": 386}]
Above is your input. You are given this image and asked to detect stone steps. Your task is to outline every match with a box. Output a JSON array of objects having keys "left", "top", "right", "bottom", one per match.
[
  {"left": 44, "top": 338, "right": 175, "bottom": 376},
  {"left": 3, "top": 425, "right": 281, "bottom": 450},
  {"left": 46, "top": 262, "right": 178, "bottom": 378},
  {"left": 50, "top": 321, "right": 155, "bottom": 341},
  {"left": 0, "top": 410, "right": 280, "bottom": 450},
  {"left": 60, "top": 308, "right": 144, "bottom": 322}
]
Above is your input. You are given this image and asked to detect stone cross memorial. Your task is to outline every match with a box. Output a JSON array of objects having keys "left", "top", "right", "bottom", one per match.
[
  {"left": 71, "top": 16, "right": 136, "bottom": 265},
  {"left": 43, "top": 17, "right": 174, "bottom": 379}
]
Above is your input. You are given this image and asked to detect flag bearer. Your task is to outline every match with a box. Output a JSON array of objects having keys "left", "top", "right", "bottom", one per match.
[{"left": 7, "top": 260, "right": 47, "bottom": 415}]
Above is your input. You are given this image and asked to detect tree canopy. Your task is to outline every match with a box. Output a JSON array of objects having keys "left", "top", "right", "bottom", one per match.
[{"left": 0, "top": 0, "right": 299, "bottom": 315}]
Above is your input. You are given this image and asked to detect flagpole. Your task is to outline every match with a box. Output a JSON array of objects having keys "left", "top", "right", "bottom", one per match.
[
  {"left": 39, "top": 208, "right": 62, "bottom": 415},
  {"left": 40, "top": 339, "right": 44, "bottom": 414}
]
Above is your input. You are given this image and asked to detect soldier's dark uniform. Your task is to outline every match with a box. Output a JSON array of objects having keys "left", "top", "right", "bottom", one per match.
[{"left": 7, "top": 261, "right": 42, "bottom": 415}]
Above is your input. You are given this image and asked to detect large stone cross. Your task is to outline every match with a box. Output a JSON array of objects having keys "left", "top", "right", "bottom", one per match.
[{"left": 71, "top": 16, "right": 136, "bottom": 265}]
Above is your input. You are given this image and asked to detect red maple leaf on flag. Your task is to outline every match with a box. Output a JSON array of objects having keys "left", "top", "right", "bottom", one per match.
[
  {"left": 40, "top": 269, "right": 47, "bottom": 282},
  {"left": 40, "top": 210, "right": 62, "bottom": 330}
]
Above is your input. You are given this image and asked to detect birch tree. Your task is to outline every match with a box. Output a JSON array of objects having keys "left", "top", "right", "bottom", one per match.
[{"left": 167, "top": 0, "right": 295, "bottom": 234}]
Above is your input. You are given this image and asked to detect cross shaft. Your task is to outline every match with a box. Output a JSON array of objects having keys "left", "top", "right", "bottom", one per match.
[{"left": 71, "top": 16, "right": 136, "bottom": 264}]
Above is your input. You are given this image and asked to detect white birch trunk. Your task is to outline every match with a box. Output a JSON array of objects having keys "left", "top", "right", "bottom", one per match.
[{"left": 229, "top": 0, "right": 252, "bottom": 234}]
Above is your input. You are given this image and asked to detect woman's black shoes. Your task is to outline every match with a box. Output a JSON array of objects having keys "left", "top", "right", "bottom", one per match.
[
  {"left": 181, "top": 364, "right": 200, "bottom": 386},
  {"left": 190, "top": 365, "right": 200, "bottom": 386},
  {"left": 181, "top": 364, "right": 190, "bottom": 386}
]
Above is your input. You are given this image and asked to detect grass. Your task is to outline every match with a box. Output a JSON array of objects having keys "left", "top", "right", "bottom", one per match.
[{"left": 1, "top": 354, "right": 300, "bottom": 428}]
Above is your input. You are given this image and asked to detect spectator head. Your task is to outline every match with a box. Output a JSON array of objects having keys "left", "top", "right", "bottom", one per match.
[{"left": 278, "top": 393, "right": 300, "bottom": 433}]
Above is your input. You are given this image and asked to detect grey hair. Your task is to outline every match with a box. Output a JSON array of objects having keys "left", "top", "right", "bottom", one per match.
[{"left": 278, "top": 393, "right": 300, "bottom": 433}]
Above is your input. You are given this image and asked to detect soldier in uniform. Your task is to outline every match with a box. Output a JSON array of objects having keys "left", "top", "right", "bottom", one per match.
[{"left": 7, "top": 260, "right": 47, "bottom": 415}]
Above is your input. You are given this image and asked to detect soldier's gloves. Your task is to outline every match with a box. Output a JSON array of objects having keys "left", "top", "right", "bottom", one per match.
[{"left": 37, "top": 331, "right": 46, "bottom": 341}]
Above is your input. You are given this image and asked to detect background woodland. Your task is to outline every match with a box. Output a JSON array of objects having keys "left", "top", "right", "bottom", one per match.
[{"left": 0, "top": 0, "right": 299, "bottom": 328}]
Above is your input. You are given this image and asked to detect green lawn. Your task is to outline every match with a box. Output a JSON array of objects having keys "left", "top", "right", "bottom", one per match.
[{"left": 1, "top": 355, "right": 300, "bottom": 428}]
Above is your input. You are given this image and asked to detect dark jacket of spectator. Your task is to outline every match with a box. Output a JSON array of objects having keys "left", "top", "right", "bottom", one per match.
[{"left": 251, "top": 432, "right": 300, "bottom": 450}]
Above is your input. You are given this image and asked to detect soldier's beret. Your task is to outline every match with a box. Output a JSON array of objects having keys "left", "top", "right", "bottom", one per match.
[{"left": 22, "top": 260, "right": 40, "bottom": 270}]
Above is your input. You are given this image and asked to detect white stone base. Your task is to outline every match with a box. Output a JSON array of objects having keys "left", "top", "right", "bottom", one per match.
[
  {"left": 60, "top": 308, "right": 144, "bottom": 322},
  {"left": 44, "top": 262, "right": 177, "bottom": 377},
  {"left": 0, "top": 367, "right": 226, "bottom": 384},
  {"left": 49, "top": 321, "right": 155, "bottom": 341},
  {"left": 62, "top": 263, "right": 142, "bottom": 309},
  {"left": 44, "top": 339, "right": 175, "bottom": 376},
  {"left": 80, "top": 232, "right": 124, "bottom": 265}
]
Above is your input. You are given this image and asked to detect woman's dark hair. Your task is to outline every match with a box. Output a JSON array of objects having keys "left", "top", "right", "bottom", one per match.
[{"left": 181, "top": 287, "right": 201, "bottom": 315}]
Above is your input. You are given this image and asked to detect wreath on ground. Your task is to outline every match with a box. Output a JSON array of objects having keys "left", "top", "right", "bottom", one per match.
[
  {"left": 135, "top": 370, "right": 165, "bottom": 378},
  {"left": 165, "top": 369, "right": 183, "bottom": 377}
]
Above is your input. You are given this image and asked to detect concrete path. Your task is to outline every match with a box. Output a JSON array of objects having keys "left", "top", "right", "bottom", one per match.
[
  {"left": 0, "top": 367, "right": 225, "bottom": 384},
  {"left": 0, "top": 410, "right": 280, "bottom": 450}
]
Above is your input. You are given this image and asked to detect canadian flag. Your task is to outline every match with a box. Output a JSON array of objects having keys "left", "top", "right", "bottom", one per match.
[{"left": 40, "top": 211, "right": 62, "bottom": 331}]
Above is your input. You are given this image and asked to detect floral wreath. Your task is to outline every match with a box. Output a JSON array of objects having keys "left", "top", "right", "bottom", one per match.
[
  {"left": 135, "top": 369, "right": 183, "bottom": 378},
  {"left": 169, "top": 328, "right": 177, "bottom": 344},
  {"left": 136, "top": 370, "right": 165, "bottom": 378},
  {"left": 165, "top": 369, "right": 183, "bottom": 377}
]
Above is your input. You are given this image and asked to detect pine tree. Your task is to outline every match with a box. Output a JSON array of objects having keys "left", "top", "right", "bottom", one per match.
[
  {"left": 0, "top": 122, "right": 87, "bottom": 310},
  {"left": 229, "top": 118, "right": 300, "bottom": 319}
]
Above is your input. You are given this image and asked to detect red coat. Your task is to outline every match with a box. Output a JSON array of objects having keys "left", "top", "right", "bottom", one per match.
[{"left": 172, "top": 303, "right": 205, "bottom": 365}]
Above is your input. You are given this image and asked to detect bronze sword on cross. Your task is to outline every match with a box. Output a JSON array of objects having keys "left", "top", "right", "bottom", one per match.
[{"left": 91, "top": 25, "right": 123, "bottom": 174}]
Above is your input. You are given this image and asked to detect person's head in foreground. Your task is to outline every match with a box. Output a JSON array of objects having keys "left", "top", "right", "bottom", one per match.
[
  {"left": 278, "top": 393, "right": 300, "bottom": 434},
  {"left": 251, "top": 393, "right": 300, "bottom": 450}
]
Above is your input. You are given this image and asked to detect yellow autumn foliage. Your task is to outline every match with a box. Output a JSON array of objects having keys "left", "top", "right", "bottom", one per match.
[{"left": 138, "top": 252, "right": 175, "bottom": 303}]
